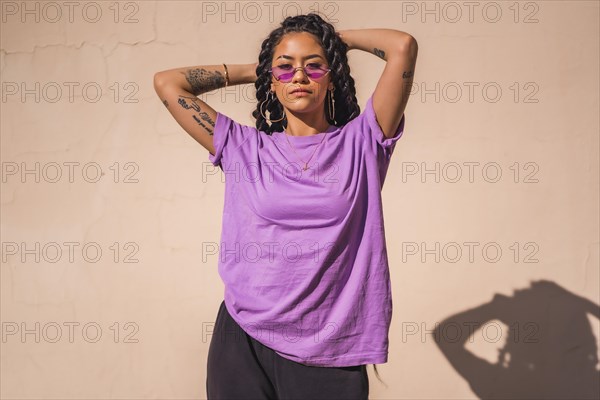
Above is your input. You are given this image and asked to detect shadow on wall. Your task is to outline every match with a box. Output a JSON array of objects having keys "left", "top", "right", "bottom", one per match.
[{"left": 433, "top": 280, "right": 600, "bottom": 399}]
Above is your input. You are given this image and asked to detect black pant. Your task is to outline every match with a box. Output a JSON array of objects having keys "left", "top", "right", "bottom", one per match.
[{"left": 206, "top": 300, "right": 370, "bottom": 400}]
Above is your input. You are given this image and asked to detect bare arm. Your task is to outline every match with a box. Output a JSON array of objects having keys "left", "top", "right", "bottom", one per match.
[
  {"left": 153, "top": 63, "right": 257, "bottom": 155},
  {"left": 338, "top": 29, "right": 418, "bottom": 139}
]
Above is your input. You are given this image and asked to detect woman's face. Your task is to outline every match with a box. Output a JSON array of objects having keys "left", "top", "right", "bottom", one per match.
[{"left": 270, "top": 32, "right": 333, "bottom": 117}]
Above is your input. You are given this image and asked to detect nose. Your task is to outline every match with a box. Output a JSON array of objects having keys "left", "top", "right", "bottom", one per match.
[{"left": 291, "top": 67, "right": 309, "bottom": 84}]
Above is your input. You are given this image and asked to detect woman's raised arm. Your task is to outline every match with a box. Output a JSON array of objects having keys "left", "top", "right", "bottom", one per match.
[
  {"left": 153, "top": 63, "right": 257, "bottom": 155},
  {"left": 338, "top": 29, "right": 417, "bottom": 140}
]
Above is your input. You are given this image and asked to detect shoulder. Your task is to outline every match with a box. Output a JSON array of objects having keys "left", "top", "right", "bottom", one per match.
[
  {"left": 215, "top": 112, "right": 261, "bottom": 135},
  {"left": 214, "top": 111, "right": 271, "bottom": 143},
  {"left": 344, "top": 94, "right": 405, "bottom": 143},
  {"left": 210, "top": 111, "right": 273, "bottom": 168}
]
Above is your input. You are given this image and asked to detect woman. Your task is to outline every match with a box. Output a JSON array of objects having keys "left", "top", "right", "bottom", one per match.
[{"left": 154, "top": 13, "right": 417, "bottom": 400}]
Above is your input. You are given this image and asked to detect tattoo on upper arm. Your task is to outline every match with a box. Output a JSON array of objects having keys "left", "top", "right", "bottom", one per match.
[
  {"left": 162, "top": 99, "right": 169, "bottom": 108},
  {"left": 181, "top": 68, "right": 225, "bottom": 96},
  {"left": 373, "top": 48, "right": 385, "bottom": 59},
  {"left": 403, "top": 70, "right": 414, "bottom": 79},
  {"left": 177, "top": 94, "right": 215, "bottom": 136}
]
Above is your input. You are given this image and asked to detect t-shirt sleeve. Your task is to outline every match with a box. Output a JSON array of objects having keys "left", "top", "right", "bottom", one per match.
[
  {"left": 208, "top": 111, "right": 257, "bottom": 171},
  {"left": 361, "top": 92, "right": 406, "bottom": 163}
]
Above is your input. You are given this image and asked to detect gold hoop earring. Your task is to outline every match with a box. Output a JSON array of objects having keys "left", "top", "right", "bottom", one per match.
[
  {"left": 328, "top": 88, "right": 336, "bottom": 124},
  {"left": 260, "top": 91, "right": 286, "bottom": 123}
]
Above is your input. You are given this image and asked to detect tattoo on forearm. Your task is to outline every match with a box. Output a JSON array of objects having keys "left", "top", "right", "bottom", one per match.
[
  {"left": 162, "top": 99, "right": 169, "bottom": 108},
  {"left": 181, "top": 68, "right": 225, "bottom": 96},
  {"left": 403, "top": 70, "right": 414, "bottom": 79},
  {"left": 373, "top": 48, "right": 385, "bottom": 59},
  {"left": 177, "top": 94, "right": 215, "bottom": 135}
]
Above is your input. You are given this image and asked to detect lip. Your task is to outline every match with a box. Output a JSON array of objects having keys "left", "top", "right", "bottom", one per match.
[{"left": 291, "top": 88, "right": 311, "bottom": 94}]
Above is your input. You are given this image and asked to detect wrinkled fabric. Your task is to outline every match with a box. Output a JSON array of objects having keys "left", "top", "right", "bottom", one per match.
[{"left": 208, "top": 93, "right": 405, "bottom": 367}]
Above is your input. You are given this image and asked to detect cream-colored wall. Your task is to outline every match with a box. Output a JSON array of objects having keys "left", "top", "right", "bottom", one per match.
[{"left": 1, "top": 1, "right": 598, "bottom": 399}]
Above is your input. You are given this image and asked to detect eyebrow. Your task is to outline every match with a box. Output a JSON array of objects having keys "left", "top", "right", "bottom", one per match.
[{"left": 275, "top": 54, "right": 324, "bottom": 61}]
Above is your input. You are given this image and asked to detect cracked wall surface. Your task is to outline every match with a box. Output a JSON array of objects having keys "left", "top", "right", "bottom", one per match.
[{"left": 1, "top": 1, "right": 599, "bottom": 399}]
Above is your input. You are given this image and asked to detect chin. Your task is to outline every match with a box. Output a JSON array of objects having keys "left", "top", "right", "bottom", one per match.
[{"left": 285, "top": 98, "right": 323, "bottom": 109}]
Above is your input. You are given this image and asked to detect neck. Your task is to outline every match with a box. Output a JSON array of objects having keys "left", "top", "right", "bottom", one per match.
[{"left": 284, "top": 111, "right": 331, "bottom": 136}]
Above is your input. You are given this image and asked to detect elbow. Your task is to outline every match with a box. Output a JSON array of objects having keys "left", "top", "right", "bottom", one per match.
[
  {"left": 153, "top": 72, "right": 167, "bottom": 93},
  {"left": 397, "top": 35, "right": 418, "bottom": 56}
]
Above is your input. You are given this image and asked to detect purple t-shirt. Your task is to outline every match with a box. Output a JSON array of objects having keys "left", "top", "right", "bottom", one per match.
[{"left": 208, "top": 92, "right": 405, "bottom": 367}]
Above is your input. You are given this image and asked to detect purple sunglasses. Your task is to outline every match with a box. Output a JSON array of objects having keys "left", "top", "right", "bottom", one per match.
[{"left": 268, "top": 63, "right": 332, "bottom": 83}]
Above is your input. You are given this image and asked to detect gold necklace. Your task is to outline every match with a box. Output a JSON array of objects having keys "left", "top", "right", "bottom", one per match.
[{"left": 284, "top": 130, "right": 329, "bottom": 171}]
